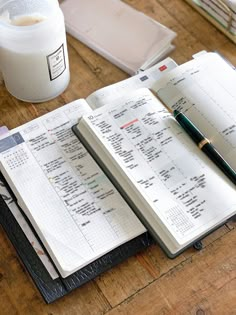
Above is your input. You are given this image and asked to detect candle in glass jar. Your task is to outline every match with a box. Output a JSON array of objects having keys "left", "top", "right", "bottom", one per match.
[
  {"left": 11, "top": 14, "right": 45, "bottom": 26},
  {"left": 0, "top": 1, "right": 70, "bottom": 103}
]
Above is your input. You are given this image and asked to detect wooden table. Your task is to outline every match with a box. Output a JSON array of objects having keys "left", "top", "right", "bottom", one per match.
[{"left": 0, "top": 1, "right": 236, "bottom": 314}]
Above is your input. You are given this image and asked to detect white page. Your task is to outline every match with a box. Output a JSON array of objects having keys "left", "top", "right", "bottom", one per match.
[
  {"left": 80, "top": 89, "right": 236, "bottom": 246},
  {"left": 0, "top": 100, "right": 145, "bottom": 277},
  {"left": 0, "top": 126, "right": 58, "bottom": 279},
  {"left": 153, "top": 52, "right": 236, "bottom": 170},
  {"left": 86, "top": 57, "right": 177, "bottom": 109},
  {"left": 0, "top": 177, "right": 59, "bottom": 280}
]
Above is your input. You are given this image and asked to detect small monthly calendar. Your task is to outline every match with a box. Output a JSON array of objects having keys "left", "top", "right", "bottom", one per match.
[
  {"left": 5, "top": 148, "right": 30, "bottom": 170},
  {"left": 0, "top": 132, "right": 27, "bottom": 170}
]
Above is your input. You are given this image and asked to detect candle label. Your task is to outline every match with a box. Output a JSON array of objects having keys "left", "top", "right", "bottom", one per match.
[{"left": 47, "top": 44, "right": 66, "bottom": 81}]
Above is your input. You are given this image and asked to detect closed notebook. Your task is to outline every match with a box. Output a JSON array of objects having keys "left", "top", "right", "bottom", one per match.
[{"left": 60, "top": 0, "right": 176, "bottom": 74}]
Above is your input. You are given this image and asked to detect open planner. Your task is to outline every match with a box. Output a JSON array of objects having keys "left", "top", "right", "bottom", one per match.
[
  {"left": 0, "top": 58, "right": 177, "bottom": 302},
  {"left": 0, "top": 52, "right": 235, "bottom": 301}
]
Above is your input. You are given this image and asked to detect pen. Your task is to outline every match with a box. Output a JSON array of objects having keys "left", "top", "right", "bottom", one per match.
[{"left": 173, "top": 109, "right": 236, "bottom": 185}]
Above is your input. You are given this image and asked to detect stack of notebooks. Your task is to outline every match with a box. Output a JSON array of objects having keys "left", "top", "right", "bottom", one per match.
[
  {"left": 185, "top": 0, "right": 236, "bottom": 42},
  {"left": 0, "top": 52, "right": 236, "bottom": 303}
]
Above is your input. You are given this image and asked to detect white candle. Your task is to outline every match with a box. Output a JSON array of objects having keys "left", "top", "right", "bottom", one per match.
[
  {"left": 0, "top": 4, "right": 70, "bottom": 102},
  {"left": 11, "top": 14, "right": 46, "bottom": 26}
]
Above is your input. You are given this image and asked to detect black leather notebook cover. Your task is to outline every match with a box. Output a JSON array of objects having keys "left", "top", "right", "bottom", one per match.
[{"left": 0, "top": 173, "right": 152, "bottom": 303}]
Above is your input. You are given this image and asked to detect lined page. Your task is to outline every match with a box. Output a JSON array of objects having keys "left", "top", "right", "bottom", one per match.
[
  {"left": 153, "top": 52, "right": 236, "bottom": 170},
  {"left": 80, "top": 89, "right": 236, "bottom": 247},
  {"left": 0, "top": 100, "right": 145, "bottom": 277}
]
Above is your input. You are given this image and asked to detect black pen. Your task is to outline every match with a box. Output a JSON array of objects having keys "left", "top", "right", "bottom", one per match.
[{"left": 173, "top": 109, "right": 236, "bottom": 185}]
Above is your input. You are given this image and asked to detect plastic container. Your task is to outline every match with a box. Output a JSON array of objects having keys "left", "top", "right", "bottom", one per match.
[{"left": 0, "top": 0, "right": 70, "bottom": 102}]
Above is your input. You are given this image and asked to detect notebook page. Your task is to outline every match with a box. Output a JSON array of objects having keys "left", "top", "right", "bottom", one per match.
[
  {"left": 80, "top": 89, "right": 236, "bottom": 246},
  {"left": 0, "top": 124, "right": 59, "bottom": 279},
  {"left": 86, "top": 57, "right": 177, "bottom": 109},
  {"left": 0, "top": 175, "right": 59, "bottom": 279},
  {"left": 0, "top": 100, "right": 145, "bottom": 277},
  {"left": 153, "top": 52, "right": 236, "bottom": 170}
]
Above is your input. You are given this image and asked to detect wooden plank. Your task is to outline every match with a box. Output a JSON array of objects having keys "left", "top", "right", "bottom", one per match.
[
  {"left": 105, "top": 228, "right": 236, "bottom": 315},
  {"left": 0, "top": 227, "right": 111, "bottom": 315},
  {"left": 95, "top": 255, "right": 155, "bottom": 307},
  {"left": 0, "top": 0, "right": 235, "bottom": 313}
]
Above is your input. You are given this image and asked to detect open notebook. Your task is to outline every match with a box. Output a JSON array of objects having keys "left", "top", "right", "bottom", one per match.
[
  {"left": 0, "top": 52, "right": 235, "bottom": 300},
  {"left": 0, "top": 58, "right": 177, "bottom": 283},
  {"left": 0, "top": 96, "right": 148, "bottom": 280},
  {"left": 74, "top": 52, "right": 236, "bottom": 256}
]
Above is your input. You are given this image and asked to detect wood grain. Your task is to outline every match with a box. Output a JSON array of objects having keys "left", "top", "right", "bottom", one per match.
[{"left": 0, "top": 0, "right": 235, "bottom": 314}]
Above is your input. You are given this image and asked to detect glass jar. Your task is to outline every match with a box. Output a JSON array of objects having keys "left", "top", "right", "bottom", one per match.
[{"left": 0, "top": 0, "right": 70, "bottom": 102}]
